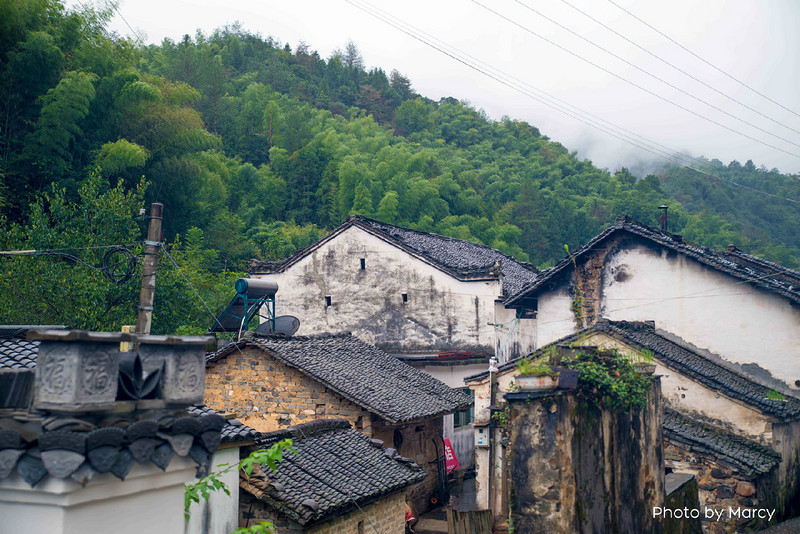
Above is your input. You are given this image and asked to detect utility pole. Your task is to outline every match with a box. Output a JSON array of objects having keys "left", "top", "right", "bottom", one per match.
[{"left": 135, "top": 202, "right": 163, "bottom": 335}]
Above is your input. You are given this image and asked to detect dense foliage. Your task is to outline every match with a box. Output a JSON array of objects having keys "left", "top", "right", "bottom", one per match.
[{"left": 1, "top": 0, "right": 798, "bottom": 332}]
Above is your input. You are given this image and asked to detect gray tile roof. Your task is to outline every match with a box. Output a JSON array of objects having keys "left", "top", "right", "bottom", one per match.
[
  {"left": 664, "top": 407, "right": 781, "bottom": 479},
  {"left": 0, "top": 338, "right": 38, "bottom": 370},
  {"left": 186, "top": 405, "right": 260, "bottom": 443},
  {"left": 207, "top": 332, "right": 472, "bottom": 424},
  {"left": 241, "top": 419, "right": 425, "bottom": 526},
  {"left": 465, "top": 320, "right": 800, "bottom": 420},
  {"left": 506, "top": 214, "right": 800, "bottom": 307},
  {"left": 249, "top": 215, "right": 539, "bottom": 297}
]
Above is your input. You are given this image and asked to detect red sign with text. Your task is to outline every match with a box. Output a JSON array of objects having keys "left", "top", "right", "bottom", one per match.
[{"left": 443, "top": 438, "right": 460, "bottom": 473}]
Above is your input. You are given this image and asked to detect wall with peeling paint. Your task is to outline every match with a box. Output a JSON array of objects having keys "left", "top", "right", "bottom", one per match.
[
  {"left": 506, "top": 382, "right": 663, "bottom": 534},
  {"left": 258, "top": 226, "right": 506, "bottom": 355}
]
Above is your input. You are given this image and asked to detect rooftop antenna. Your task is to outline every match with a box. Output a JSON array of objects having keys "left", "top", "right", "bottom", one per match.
[{"left": 658, "top": 205, "right": 668, "bottom": 232}]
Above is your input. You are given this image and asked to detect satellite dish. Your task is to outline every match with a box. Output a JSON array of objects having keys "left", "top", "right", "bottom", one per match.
[{"left": 255, "top": 315, "right": 301, "bottom": 337}]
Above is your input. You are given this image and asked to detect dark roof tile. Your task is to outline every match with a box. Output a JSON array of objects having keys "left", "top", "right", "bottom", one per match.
[
  {"left": 506, "top": 214, "right": 800, "bottom": 306},
  {"left": 664, "top": 407, "right": 780, "bottom": 478},
  {"left": 187, "top": 405, "right": 260, "bottom": 443},
  {"left": 243, "top": 419, "right": 425, "bottom": 526}
]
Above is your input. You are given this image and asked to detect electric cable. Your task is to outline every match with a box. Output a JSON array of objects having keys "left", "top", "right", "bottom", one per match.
[
  {"left": 473, "top": 0, "right": 800, "bottom": 160},
  {"left": 345, "top": 0, "right": 800, "bottom": 204},
  {"left": 605, "top": 0, "right": 800, "bottom": 121},
  {"left": 558, "top": 0, "right": 800, "bottom": 138}
]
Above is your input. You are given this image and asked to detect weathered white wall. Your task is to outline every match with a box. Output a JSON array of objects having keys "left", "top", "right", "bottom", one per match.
[
  {"left": 258, "top": 226, "right": 502, "bottom": 355},
  {"left": 414, "top": 362, "right": 488, "bottom": 389},
  {"left": 602, "top": 245, "right": 800, "bottom": 390},
  {"left": 0, "top": 457, "right": 195, "bottom": 534},
  {"left": 186, "top": 446, "right": 240, "bottom": 534},
  {"left": 468, "top": 370, "right": 518, "bottom": 509},
  {"left": 535, "top": 286, "right": 575, "bottom": 349},
  {"left": 493, "top": 304, "right": 536, "bottom": 364}
]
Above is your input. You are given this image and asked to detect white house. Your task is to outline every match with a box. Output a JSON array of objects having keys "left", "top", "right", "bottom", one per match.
[
  {"left": 504, "top": 214, "right": 800, "bottom": 393},
  {"left": 249, "top": 215, "right": 540, "bottom": 466}
]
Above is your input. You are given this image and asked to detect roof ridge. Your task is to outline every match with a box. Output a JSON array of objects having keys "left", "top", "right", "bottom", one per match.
[
  {"left": 351, "top": 214, "right": 538, "bottom": 270},
  {"left": 259, "top": 418, "right": 351, "bottom": 445}
]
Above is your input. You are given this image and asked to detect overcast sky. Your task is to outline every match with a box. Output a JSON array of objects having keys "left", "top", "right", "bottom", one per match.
[{"left": 67, "top": 0, "right": 800, "bottom": 175}]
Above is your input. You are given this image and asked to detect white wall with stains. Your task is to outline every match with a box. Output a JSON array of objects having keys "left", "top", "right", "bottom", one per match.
[{"left": 602, "top": 245, "right": 800, "bottom": 390}]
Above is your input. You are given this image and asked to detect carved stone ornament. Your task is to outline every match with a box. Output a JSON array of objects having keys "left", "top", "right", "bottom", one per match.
[
  {"left": 34, "top": 340, "right": 119, "bottom": 409},
  {"left": 138, "top": 344, "right": 204, "bottom": 404}
]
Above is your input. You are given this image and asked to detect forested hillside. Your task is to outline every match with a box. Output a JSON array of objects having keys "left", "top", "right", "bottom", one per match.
[{"left": 1, "top": 1, "right": 798, "bottom": 333}]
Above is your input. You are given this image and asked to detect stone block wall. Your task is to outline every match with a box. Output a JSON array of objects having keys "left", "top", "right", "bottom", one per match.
[
  {"left": 664, "top": 441, "right": 777, "bottom": 533},
  {"left": 205, "top": 347, "right": 373, "bottom": 434},
  {"left": 239, "top": 489, "right": 406, "bottom": 534}
]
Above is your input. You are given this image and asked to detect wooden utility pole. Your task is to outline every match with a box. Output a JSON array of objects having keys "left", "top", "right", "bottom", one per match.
[{"left": 135, "top": 202, "right": 163, "bottom": 335}]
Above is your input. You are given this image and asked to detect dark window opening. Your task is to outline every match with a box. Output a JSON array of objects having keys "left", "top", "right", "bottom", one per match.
[
  {"left": 393, "top": 429, "right": 404, "bottom": 450},
  {"left": 355, "top": 416, "right": 363, "bottom": 430},
  {"left": 402, "top": 293, "right": 408, "bottom": 303},
  {"left": 325, "top": 296, "right": 332, "bottom": 307},
  {"left": 454, "top": 388, "right": 474, "bottom": 428},
  {"left": 360, "top": 258, "right": 366, "bottom": 270}
]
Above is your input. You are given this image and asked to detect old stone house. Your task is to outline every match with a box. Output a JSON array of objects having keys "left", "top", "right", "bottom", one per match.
[
  {"left": 239, "top": 418, "right": 425, "bottom": 534},
  {"left": 203, "top": 331, "right": 471, "bottom": 513},
  {"left": 504, "top": 214, "right": 800, "bottom": 394},
  {"left": 0, "top": 327, "right": 222, "bottom": 534},
  {"left": 248, "top": 215, "right": 540, "bottom": 468},
  {"left": 467, "top": 320, "right": 800, "bottom": 531}
]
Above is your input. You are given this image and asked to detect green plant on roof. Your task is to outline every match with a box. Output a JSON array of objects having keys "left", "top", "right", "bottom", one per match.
[
  {"left": 561, "top": 349, "right": 655, "bottom": 412},
  {"left": 517, "top": 357, "right": 558, "bottom": 377},
  {"left": 767, "top": 389, "right": 786, "bottom": 402},
  {"left": 631, "top": 348, "right": 655, "bottom": 365}
]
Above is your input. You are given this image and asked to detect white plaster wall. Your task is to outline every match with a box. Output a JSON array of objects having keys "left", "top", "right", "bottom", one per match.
[
  {"left": 0, "top": 457, "right": 195, "bottom": 534},
  {"left": 468, "top": 370, "right": 518, "bottom": 509},
  {"left": 535, "top": 286, "right": 575, "bottom": 348},
  {"left": 258, "top": 226, "right": 503, "bottom": 354},
  {"left": 494, "top": 304, "right": 536, "bottom": 364},
  {"left": 186, "top": 446, "right": 240, "bottom": 534},
  {"left": 417, "top": 363, "right": 489, "bottom": 389},
  {"left": 603, "top": 246, "right": 800, "bottom": 389}
]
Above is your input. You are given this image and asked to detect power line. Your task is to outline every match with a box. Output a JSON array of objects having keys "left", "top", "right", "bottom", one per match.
[
  {"left": 344, "top": 0, "right": 800, "bottom": 205},
  {"left": 605, "top": 0, "right": 800, "bottom": 121},
  {"left": 473, "top": 0, "right": 800, "bottom": 160},
  {"left": 518, "top": 0, "right": 800, "bottom": 143},
  {"left": 344, "top": 0, "right": 715, "bottom": 172},
  {"left": 559, "top": 0, "right": 800, "bottom": 139}
]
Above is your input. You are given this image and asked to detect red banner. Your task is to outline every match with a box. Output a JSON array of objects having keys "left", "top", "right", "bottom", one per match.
[{"left": 443, "top": 438, "right": 460, "bottom": 474}]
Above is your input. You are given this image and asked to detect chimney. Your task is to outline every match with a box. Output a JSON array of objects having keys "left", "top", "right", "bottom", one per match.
[{"left": 658, "top": 205, "right": 668, "bottom": 231}]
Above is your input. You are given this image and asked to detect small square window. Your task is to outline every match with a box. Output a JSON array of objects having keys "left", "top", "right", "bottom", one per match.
[
  {"left": 402, "top": 293, "right": 408, "bottom": 303},
  {"left": 325, "top": 296, "right": 332, "bottom": 307}
]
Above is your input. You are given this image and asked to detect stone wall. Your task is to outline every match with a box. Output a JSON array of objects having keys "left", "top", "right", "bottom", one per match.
[
  {"left": 505, "top": 381, "right": 664, "bottom": 533},
  {"left": 205, "top": 346, "right": 373, "bottom": 434},
  {"left": 664, "top": 441, "right": 778, "bottom": 533},
  {"left": 240, "top": 489, "right": 407, "bottom": 533}
]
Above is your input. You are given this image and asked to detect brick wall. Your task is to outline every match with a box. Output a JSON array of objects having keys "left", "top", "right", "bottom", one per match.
[
  {"left": 239, "top": 489, "right": 406, "bottom": 534},
  {"left": 205, "top": 346, "right": 373, "bottom": 434}
]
